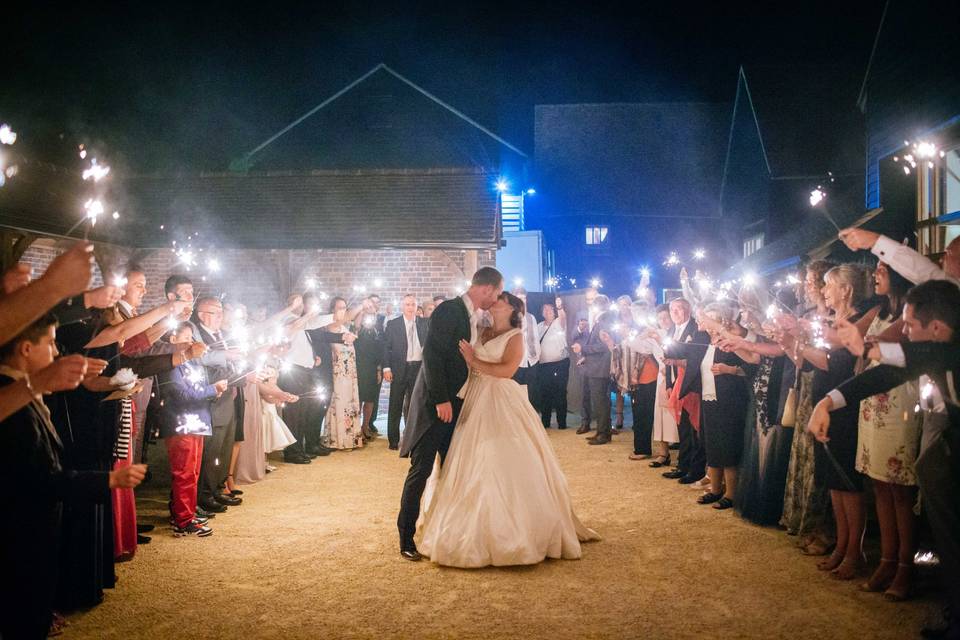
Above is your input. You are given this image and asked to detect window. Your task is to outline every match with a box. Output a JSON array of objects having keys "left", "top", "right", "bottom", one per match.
[
  {"left": 743, "top": 232, "right": 764, "bottom": 258},
  {"left": 585, "top": 226, "right": 609, "bottom": 245}
]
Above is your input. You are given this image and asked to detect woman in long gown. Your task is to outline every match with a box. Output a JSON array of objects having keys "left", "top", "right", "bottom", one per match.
[
  {"left": 417, "top": 293, "right": 599, "bottom": 568},
  {"left": 323, "top": 297, "right": 363, "bottom": 450},
  {"left": 234, "top": 360, "right": 299, "bottom": 485}
]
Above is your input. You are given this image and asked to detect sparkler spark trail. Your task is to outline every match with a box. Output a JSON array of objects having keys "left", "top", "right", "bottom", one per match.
[{"left": 82, "top": 158, "right": 111, "bottom": 182}]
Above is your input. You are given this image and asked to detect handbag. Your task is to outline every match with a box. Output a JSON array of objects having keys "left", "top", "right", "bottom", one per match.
[{"left": 780, "top": 362, "right": 801, "bottom": 428}]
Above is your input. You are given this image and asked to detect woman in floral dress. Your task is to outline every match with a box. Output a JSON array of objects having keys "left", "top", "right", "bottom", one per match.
[
  {"left": 856, "top": 262, "right": 921, "bottom": 600},
  {"left": 323, "top": 297, "right": 363, "bottom": 450}
]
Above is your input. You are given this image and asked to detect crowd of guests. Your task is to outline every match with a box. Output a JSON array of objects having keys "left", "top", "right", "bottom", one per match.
[
  {"left": 0, "top": 244, "right": 458, "bottom": 638},
  {"left": 559, "top": 229, "right": 959, "bottom": 640},
  {"left": 0, "top": 228, "right": 957, "bottom": 638}
]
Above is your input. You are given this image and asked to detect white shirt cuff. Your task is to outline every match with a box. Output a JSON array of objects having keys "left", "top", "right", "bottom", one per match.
[
  {"left": 871, "top": 234, "right": 900, "bottom": 261},
  {"left": 827, "top": 389, "right": 847, "bottom": 411},
  {"left": 877, "top": 342, "right": 906, "bottom": 368}
]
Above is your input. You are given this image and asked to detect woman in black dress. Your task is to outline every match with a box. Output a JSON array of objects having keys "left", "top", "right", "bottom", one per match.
[
  {"left": 783, "top": 263, "right": 869, "bottom": 579},
  {"left": 353, "top": 301, "right": 384, "bottom": 440}
]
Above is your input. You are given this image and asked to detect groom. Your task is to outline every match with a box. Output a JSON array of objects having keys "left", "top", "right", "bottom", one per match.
[{"left": 396, "top": 266, "right": 504, "bottom": 560}]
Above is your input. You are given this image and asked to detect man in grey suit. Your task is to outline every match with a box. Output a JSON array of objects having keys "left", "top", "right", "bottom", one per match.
[
  {"left": 571, "top": 294, "right": 618, "bottom": 445},
  {"left": 396, "top": 267, "right": 503, "bottom": 561}
]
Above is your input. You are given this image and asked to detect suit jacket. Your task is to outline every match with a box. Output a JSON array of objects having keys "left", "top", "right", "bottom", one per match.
[
  {"left": 195, "top": 324, "right": 244, "bottom": 427},
  {"left": 155, "top": 363, "right": 219, "bottom": 438},
  {"left": 305, "top": 328, "right": 346, "bottom": 389},
  {"left": 399, "top": 297, "right": 471, "bottom": 457},
  {"left": 580, "top": 309, "right": 618, "bottom": 379},
  {"left": 665, "top": 321, "right": 710, "bottom": 392},
  {"left": 382, "top": 315, "right": 428, "bottom": 376}
]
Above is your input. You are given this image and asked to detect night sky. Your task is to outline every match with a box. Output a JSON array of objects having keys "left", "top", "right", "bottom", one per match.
[{"left": 2, "top": 1, "right": 885, "bottom": 173}]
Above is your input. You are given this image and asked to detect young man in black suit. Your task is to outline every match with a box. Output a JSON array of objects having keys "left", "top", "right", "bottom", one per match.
[
  {"left": 382, "top": 294, "right": 428, "bottom": 450},
  {"left": 396, "top": 268, "right": 503, "bottom": 561},
  {"left": 0, "top": 315, "right": 145, "bottom": 638}
]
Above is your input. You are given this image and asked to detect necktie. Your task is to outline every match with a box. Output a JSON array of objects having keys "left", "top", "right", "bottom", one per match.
[{"left": 407, "top": 320, "right": 416, "bottom": 360}]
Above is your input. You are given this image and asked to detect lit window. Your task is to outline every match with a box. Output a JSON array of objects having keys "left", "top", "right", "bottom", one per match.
[
  {"left": 585, "top": 226, "right": 609, "bottom": 245},
  {"left": 743, "top": 232, "right": 764, "bottom": 258}
]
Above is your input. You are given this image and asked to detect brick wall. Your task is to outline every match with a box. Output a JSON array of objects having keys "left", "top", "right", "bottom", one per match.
[{"left": 14, "top": 234, "right": 497, "bottom": 316}]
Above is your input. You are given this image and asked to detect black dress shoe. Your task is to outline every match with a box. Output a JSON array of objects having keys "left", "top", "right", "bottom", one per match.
[
  {"left": 229, "top": 489, "right": 244, "bottom": 496},
  {"left": 195, "top": 506, "right": 217, "bottom": 519},
  {"left": 558, "top": 425, "right": 567, "bottom": 430},
  {"left": 662, "top": 469, "right": 686, "bottom": 479},
  {"left": 678, "top": 475, "right": 700, "bottom": 485},
  {"left": 400, "top": 549, "right": 422, "bottom": 561},
  {"left": 137, "top": 534, "right": 152, "bottom": 544},
  {"left": 215, "top": 494, "right": 242, "bottom": 506},
  {"left": 575, "top": 425, "right": 591, "bottom": 435},
  {"left": 307, "top": 446, "right": 333, "bottom": 457},
  {"left": 284, "top": 454, "right": 312, "bottom": 464},
  {"left": 697, "top": 492, "right": 723, "bottom": 504},
  {"left": 388, "top": 444, "right": 399, "bottom": 450},
  {"left": 588, "top": 436, "right": 611, "bottom": 445},
  {"left": 199, "top": 500, "right": 227, "bottom": 513},
  {"left": 137, "top": 523, "right": 155, "bottom": 533}
]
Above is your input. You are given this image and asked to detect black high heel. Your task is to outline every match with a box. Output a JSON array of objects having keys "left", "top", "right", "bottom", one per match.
[{"left": 649, "top": 455, "right": 671, "bottom": 468}]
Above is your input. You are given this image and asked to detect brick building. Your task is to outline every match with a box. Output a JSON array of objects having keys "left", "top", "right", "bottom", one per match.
[{"left": 0, "top": 64, "right": 524, "bottom": 307}]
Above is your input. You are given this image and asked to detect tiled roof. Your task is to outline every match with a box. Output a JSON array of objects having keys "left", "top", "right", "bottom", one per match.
[{"left": 118, "top": 169, "right": 501, "bottom": 249}]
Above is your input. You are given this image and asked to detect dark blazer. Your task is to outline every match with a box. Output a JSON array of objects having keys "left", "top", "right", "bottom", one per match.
[
  {"left": 580, "top": 309, "right": 618, "bottom": 379},
  {"left": 399, "top": 297, "right": 471, "bottom": 457},
  {"left": 155, "top": 363, "right": 220, "bottom": 439},
  {"left": 305, "top": 328, "right": 347, "bottom": 389},
  {"left": 666, "top": 342, "right": 755, "bottom": 400},
  {"left": 195, "top": 324, "right": 245, "bottom": 427},
  {"left": 382, "top": 315, "right": 428, "bottom": 375},
  {"left": 665, "top": 321, "right": 710, "bottom": 391}
]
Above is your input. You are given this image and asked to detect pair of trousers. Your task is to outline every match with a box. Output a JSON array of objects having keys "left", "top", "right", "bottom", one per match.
[
  {"left": 916, "top": 427, "right": 960, "bottom": 627},
  {"left": 513, "top": 366, "right": 540, "bottom": 411},
  {"left": 281, "top": 366, "right": 324, "bottom": 455},
  {"left": 677, "top": 408, "right": 705, "bottom": 478},
  {"left": 579, "top": 369, "right": 592, "bottom": 427},
  {"left": 387, "top": 362, "right": 421, "bottom": 448},
  {"left": 199, "top": 418, "right": 235, "bottom": 504},
  {"left": 166, "top": 434, "right": 203, "bottom": 528},
  {"left": 586, "top": 376, "right": 612, "bottom": 438},
  {"left": 537, "top": 359, "right": 570, "bottom": 427},
  {"left": 631, "top": 381, "right": 656, "bottom": 455},
  {"left": 397, "top": 399, "right": 461, "bottom": 548}
]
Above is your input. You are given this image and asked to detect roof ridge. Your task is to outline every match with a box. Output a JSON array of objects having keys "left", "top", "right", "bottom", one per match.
[{"left": 237, "top": 63, "right": 527, "bottom": 166}]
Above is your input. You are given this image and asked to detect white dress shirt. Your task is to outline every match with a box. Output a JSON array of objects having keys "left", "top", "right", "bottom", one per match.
[
  {"left": 872, "top": 235, "right": 960, "bottom": 286},
  {"left": 519, "top": 312, "right": 540, "bottom": 368},
  {"left": 462, "top": 293, "right": 483, "bottom": 345},
  {"left": 286, "top": 313, "right": 334, "bottom": 369},
  {"left": 673, "top": 320, "right": 690, "bottom": 342},
  {"left": 537, "top": 320, "right": 567, "bottom": 363}
]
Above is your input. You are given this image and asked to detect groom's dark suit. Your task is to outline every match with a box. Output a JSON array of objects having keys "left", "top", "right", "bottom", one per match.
[{"left": 397, "top": 296, "right": 472, "bottom": 550}]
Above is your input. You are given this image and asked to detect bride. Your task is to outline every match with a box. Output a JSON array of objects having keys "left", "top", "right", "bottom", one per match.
[{"left": 416, "top": 292, "right": 599, "bottom": 568}]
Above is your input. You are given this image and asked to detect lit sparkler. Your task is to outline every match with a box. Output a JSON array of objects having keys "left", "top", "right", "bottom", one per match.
[
  {"left": 663, "top": 252, "right": 681, "bottom": 268},
  {"left": 693, "top": 249, "right": 706, "bottom": 261},
  {"left": 82, "top": 158, "right": 111, "bottom": 182},
  {"left": 0, "top": 124, "right": 16, "bottom": 145},
  {"left": 176, "top": 414, "right": 207, "bottom": 435}
]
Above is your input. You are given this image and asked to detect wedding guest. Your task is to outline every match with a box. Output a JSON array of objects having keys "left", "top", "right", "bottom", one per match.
[
  {"left": 670, "top": 304, "right": 754, "bottom": 509},
  {"left": 222, "top": 304, "right": 251, "bottom": 498},
  {"left": 0, "top": 314, "right": 145, "bottom": 639},
  {"left": 854, "top": 262, "right": 922, "bottom": 599},
  {"left": 612, "top": 295, "right": 634, "bottom": 431},
  {"left": 423, "top": 300, "right": 436, "bottom": 319},
  {"left": 157, "top": 322, "right": 224, "bottom": 537},
  {"left": 355, "top": 297, "right": 385, "bottom": 440},
  {"left": 778, "top": 260, "right": 836, "bottom": 555},
  {"left": 662, "top": 297, "right": 710, "bottom": 484},
  {"left": 650, "top": 304, "right": 676, "bottom": 467},
  {"left": 839, "top": 229, "right": 960, "bottom": 286},
  {"left": 572, "top": 294, "right": 617, "bottom": 445},
  {"left": 536, "top": 300, "right": 569, "bottom": 429},
  {"left": 323, "top": 296, "right": 363, "bottom": 450},
  {"left": 572, "top": 313, "right": 592, "bottom": 433},
  {"left": 781, "top": 264, "right": 869, "bottom": 579},
  {"left": 383, "top": 294, "right": 427, "bottom": 450},
  {"left": 622, "top": 304, "right": 660, "bottom": 460},
  {"left": 193, "top": 296, "right": 246, "bottom": 513}
]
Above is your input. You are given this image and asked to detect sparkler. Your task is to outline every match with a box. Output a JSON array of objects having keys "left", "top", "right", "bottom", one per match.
[
  {"left": 693, "top": 249, "right": 706, "bottom": 261},
  {"left": 82, "top": 158, "right": 111, "bottom": 182},
  {"left": 590, "top": 278, "right": 601, "bottom": 288},
  {"left": 206, "top": 257, "right": 221, "bottom": 273},
  {"left": 513, "top": 276, "right": 523, "bottom": 287},
  {"left": 176, "top": 414, "right": 207, "bottom": 435},
  {"left": 663, "top": 252, "right": 681, "bottom": 268},
  {"left": 0, "top": 123, "right": 17, "bottom": 145},
  {"left": 808, "top": 186, "right": 842, "bottom": 232}
]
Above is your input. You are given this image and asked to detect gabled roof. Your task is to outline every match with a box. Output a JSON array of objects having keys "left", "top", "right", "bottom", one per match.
[
  {"left": 231, "top": 64, "right": 526, "bottom": 172},
  {"left": 721, "top": 65, "right": 864, "bottom": 182}
]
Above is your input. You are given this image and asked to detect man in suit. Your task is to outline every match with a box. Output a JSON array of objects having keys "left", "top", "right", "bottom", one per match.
[
  {"left": 0, "top": 314, "right": 145, "bottom": 638},
  {"left": 661, "top": 297, "right": 711, "bottom": 484},
  {"left": 383, "top": 294, "right": 428, "bottom": 450},
  {"left": 396, "top": 267, "right": 503, "bottom": 561},
  {"left": 808, "top": 280, "right": 960, "bottom": 640},
  {"left": 193, "top": 296, "right": 246, "bottom": 513},
  {"left": 571, "top": 294, "right": 617, "bottom": 445}
]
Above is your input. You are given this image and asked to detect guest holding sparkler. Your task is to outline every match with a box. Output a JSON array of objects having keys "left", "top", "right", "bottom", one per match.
[
  {"left": 649, "top": 304, "right": 677, "bottom": 467},
  {"left": 536, "top": 300, "right": 569, "bottom": 429},
  {"left": 779, "top": 264, "right": 870, "bottom": 579},
  {"left": 323, "top": 296, "right": 363, "bottom": 450},
  {"left": 571, "top": 294, "right": 617, "bottom": 445},
  {"left": 355, "top": 296, "right": 386, "bottom": 441},
  {"left": 383, "top": 294, "right": 428, "bottom": 449},
  {"left": 157, "top": 322, "right": 225, "bottom": 537}
]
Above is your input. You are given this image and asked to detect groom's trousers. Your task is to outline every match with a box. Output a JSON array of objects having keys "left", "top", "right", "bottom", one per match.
[{"left": 397, "top": 402, "right": 461, "bottom": 549}]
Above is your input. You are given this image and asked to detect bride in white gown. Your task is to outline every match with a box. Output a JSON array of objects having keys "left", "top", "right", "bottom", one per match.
[{"left": 416, "top": 293, "right": 599, "bottom": 568}]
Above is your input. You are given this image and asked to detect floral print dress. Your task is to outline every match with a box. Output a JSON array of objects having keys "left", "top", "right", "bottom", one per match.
[
  {"left": 856, "top": 315, "right": 922, "bottom": 485},
  {"left": 323, "top": 331, "right": 363, "bottom": 450}
]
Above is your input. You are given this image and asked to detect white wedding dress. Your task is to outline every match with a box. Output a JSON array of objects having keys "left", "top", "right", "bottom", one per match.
[{"left": 416, "top": 328, "right": 599, "bottom": 568}]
